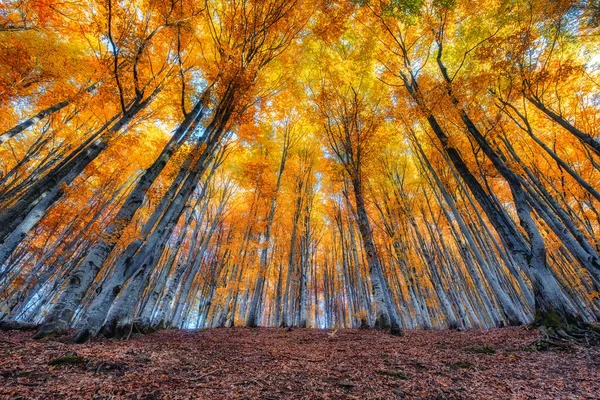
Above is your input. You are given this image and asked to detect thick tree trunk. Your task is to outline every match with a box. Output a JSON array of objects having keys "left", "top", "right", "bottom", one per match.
[
  {"left": 34, "top": 98, "right": 206, "bottom": 338},
  {"left": 434, "top": 50, "right": 582, "bottom": 325},
  {"left": 72, "top": 97, "right": 234, "bottom": 341}
]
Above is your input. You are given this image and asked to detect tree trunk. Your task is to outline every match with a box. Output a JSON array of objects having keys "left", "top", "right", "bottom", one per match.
[{"left": 34, "top": 97, "right": 206, "bottom": 338}]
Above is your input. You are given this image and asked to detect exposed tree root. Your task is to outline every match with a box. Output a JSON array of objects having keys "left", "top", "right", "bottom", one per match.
[
  {"left": 72, "top": 319, "right": 172, "bottom": 343},
  {"left": 389, "top": 327, "right": 403, "bottom": 336},
  {"left": 246, "top": 320, "right": 258, "bottom": 328},
  {"left": 533, "top": 325, "right": 600, "bottom": 351},
  {"left": 374, "top": 315, "right": 389, "bottom": 330},
  {"left": 152, "top": 320, "right": 169, "bottom": 331},
  {"left": 88, "top": 318, "right": 167, "bottom": 342},
  {"left": 530, "top": 311, "right": 600, "bottom": 351},
  {"left": 0, "top": 320, "right": 38, "bottom": 332},
  {"left": 358, "top": 317, "right": 403, "bottom": 336},
  {"left": 358, "top": 318, "right": 369, "bottom": 330},
  {"left": 506, "top": 317, "right": 522, "bottom": 327},
  {"left": 32, "top": 323, "right": 69, "bottom": 339},
  {"left": 72, "top": 328, "right": 92, "bottom": 344}
]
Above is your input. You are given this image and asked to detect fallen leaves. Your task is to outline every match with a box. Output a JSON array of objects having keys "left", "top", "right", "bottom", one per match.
[{"left": 0, "top": 327, "right": 598, "bottom": 399}]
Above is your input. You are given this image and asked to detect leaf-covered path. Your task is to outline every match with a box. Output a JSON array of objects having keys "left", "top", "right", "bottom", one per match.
[{"left": 1, "top": 327, "right": 598, "bottom": 399}]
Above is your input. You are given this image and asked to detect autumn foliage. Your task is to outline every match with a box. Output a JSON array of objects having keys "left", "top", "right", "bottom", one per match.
[{"left": 0, "top": 0, "right": 599, "bottom": 347}]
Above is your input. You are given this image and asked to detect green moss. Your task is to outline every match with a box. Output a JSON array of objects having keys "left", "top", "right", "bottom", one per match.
[
  {"left": 449, "top": 361, "right": 474, "bottom": 370},
  {"left": 377, "top": 369, "right": 407, "bottom": 379},
  {"left": 48, "top": 353, "right": 85, "bottom": 366},
  {"left": 533, "top": 309, "right": 565, "bottom": 330}
]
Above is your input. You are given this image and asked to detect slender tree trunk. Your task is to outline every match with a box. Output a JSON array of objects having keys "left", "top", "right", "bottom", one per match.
[
  {"left": 246, "top": 138, "right": 290, "bottom": 327},
  {"left": 524, "top": 92, "right": 600, "bottom": 158},
  {"left": 0, "top": 83, "right": 98, "bottom": 145},
  {"left": 0, "top": 88, "right": 160, "bottom": 246},
  {"left": 350, "top": 177, "right": 401, "bottom": 334}
]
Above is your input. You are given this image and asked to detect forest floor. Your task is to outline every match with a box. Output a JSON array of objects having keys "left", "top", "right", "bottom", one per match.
[{"left": 0, "top": 327, "right": 598, "bottom": 400}]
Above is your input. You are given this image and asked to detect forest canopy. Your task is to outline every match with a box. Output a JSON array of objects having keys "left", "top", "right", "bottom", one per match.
[{"left": 1, "top": 0, "right": 600, "bottom": 345}]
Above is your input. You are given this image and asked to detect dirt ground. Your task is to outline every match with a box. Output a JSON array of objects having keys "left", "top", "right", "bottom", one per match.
[{"left": 0, "top": 327, "right": 598, "bottom": 399}]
